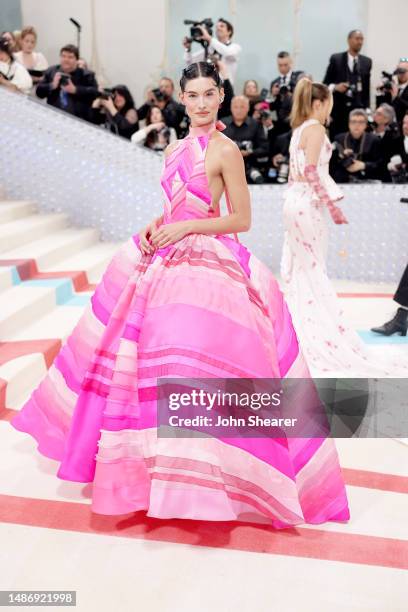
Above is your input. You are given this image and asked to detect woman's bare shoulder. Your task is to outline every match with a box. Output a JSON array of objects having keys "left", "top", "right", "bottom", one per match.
[
  {"left": 303, "top": 122, "right": 326, "bottom": 137},
  {"left": 212, "top": 132, "right": 241, "bottom": 159}
]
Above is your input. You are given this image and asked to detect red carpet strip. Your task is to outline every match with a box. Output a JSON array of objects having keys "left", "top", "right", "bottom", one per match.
[{"left": 0, "top": 494, "right": 406, "bottom": 569}]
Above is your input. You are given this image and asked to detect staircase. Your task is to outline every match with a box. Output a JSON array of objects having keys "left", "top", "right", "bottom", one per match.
[{"left": 0, "top": 188, "right": 121, "bottom": 412}]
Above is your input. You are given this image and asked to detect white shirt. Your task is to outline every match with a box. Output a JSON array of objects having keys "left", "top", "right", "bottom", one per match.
[
  {"left": 404, "top": 135, "right": 408, "bottom": 155},
  {"left": 131, "top": 125, "right": 177, "bottom": 146},
  {"left": 14, "top": 50, "right": 48, "bottom": 71},
  {"left": 0, "top": 60, "right": 32, "bottom": 94},
  {"left": 184, "top": 38, "right": 241, "bottom": 84},
  {"left": 347, "top": 52, "right": 359, "bottom": 73},
  {"left": 328, "top": 54, "right": 359, "bottom": 93},
  {"left": 279, "top": 70, "right": 292, "bottom": 86}
]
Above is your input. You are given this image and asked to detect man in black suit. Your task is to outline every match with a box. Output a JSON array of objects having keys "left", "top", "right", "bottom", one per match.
[
  {"left": 330, "top": 109, "right": 382, "bottom": 182},
  {"left": 323, "top": 30, "right": 372, "bottom": 138},
  {"left": 223, "top": 95, "right": 269, "bottom": 184},
  {"left": 269, "top": 51, "right": 304, "bottom": 134},
  {"left": 372, "top": 266, "right": 408, "bottom": 336},
  {"left": 36, "top": 44, "right": 98, "bottom": 122},
  {"left": 386, "top": 112, "right": 408, "bottom": 182}
]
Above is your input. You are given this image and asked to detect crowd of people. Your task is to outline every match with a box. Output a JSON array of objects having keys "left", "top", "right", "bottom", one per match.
[{"left": 1, "top": 20, "right": 407, "bottom": 183}]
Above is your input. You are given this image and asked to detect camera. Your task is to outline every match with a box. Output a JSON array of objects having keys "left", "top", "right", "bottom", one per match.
[
  {"left": 237, "top": 140, "right": 253, "bottom": 154},
  {"left": 98, "top": 88, "right": 113, "bottom": 100},
  {"left": 59, "top": 73, "right": 72, "bottom": 87},
  {"left": 183, "top": 18, "right": 213, "bottom": 43},
  {"left": 151, "top": 87, "right": 168, "bottom": 103},
  {"left": 248, "top": 167, "right": 264, "bottom": 184},
  {"left": 378, "top": 71, "right": 394, "bottom": 93},
  {"left": 388, "top": 155, "right": 408, "bottom": 184},
  {"left": 333, "top": 142, "right": 357, "bottom": 169},
  {"left": 276, "top": 156, "right": 290, "bottom": 184},
  {"left": 260, "top": 109, "right": 273, "bottom": 121}
]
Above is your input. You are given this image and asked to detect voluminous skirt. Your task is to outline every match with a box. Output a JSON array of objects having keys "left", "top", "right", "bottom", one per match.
[{"left": 12, "top": 232, "right": 350, "bottom": 528}]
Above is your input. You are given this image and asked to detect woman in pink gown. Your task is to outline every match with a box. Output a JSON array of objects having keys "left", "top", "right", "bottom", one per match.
[
  {"left": 11, "top": 63, "right": 350, "bottom": 529},
  {"left": 281, "top": 78, "right": 408, "bottom": 378}
]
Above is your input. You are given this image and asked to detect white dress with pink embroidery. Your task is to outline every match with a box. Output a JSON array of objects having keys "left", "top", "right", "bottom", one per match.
[{"left": 280, "top": 119, "right": 405, "bottom": 377}]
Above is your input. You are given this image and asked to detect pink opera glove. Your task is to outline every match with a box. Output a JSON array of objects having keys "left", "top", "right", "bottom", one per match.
[{"left": 304, "top": 164, "right": 348, "bottom": 225}]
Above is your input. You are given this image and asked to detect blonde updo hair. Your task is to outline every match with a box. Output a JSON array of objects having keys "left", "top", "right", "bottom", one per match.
[
  {"left": 290, "top": 78, "right": 330, "bottom": 129},
  {"left": 21, "top": 26, "right": 37, "bottom": 42}
]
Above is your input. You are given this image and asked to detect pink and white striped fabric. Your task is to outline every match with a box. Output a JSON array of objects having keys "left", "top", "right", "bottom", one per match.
[{"left": 11, "top": 121, "right": 350, "bottom": 528}]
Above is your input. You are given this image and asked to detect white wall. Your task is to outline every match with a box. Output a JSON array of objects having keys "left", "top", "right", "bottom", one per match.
[
  {"left": 366, "top": 0, "right": 408, "bottom": 87},
  {"left": 20, "top": 0, "right": 407, "bottom": 109},
  {"left": 20, "top": 0, "right": 167, "bottom": 105}
]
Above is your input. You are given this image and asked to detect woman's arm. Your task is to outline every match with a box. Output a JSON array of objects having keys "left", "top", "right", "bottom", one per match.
[
  {"left": 131, "top": 126, "right": 148, "bottom": 144},
  {"left": 303, "top": 125, "right": 348, "bottom": 225},
  {"left": 150, "top": 139, "right": 251, "bottom": 248}
]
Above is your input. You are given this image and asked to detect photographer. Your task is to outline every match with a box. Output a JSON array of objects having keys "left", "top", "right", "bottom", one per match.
[
  {"left": 131, "top": 104, "right": 177, "bottom": 152},
  {"left": 36, "top": 44, "right": 98, "bottom": 121},
  {"left": 137, "top": 84, "right": 185, "bottom": 137},
  {"left": 330, "top": 109, "right": 382, "bottom": 183},
  {"left": 387, "top": 113, "right": 408, "bottom": 183},
  {"left": 91, "top": 85, "right": 139, "bottom": 139},
  {"left": 0, "top": 35, "right": 32, "bottom": 94},
  {"left": 269, "top": 52, "right": 303, "bottom": 133},
  {"left": 183, "top": 18, "right": 241, "bottom": 84},
  {"left": 372, "top": 104, "right": 400, "bottom": 181},
  {"left": 376, "top": 59, "right": 408, "bottom": 126},
  {"left": 223, "top": 95, "right": 268, "bottom": 184},
  {"left": 271, "top": 130, "right": 291, "bottom": 184},
  {"left": 323, "top": 30, "right": 372, "bottom": 138}
]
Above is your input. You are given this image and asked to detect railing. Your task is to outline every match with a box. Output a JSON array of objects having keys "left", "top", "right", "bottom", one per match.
[{"left": 1, "top": 87, "right": 407, "bottom": 282}]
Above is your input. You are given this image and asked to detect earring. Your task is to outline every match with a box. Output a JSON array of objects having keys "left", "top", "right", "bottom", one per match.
[{"left": 220, "top": 97, "right": 224, "bottom": 103}]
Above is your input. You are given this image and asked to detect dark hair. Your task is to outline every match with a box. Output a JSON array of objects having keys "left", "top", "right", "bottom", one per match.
[
  {"left": 218, "top": 18, "right": 233, "bottom": 37},
  {"left": 277, "top": 51, "right": 290, "bottom": 59},
  {"left": 0, "top": 36, "right": 14, "bottom": 60},
  {"left": 144, "top": 104, "right": 167, "bottom": 148},
  {"left": 145, "top": 104, "right": 164, "bottom": 126},
  {"left": 348, "top": 29, "right": 363, "bottom": 39},
  {"left": 60, "top": 44, "right": 79, "bottom": 59},
  {"left": 111, "top": 84, "right": 135, "bottom": 114},
  {"left": 290, "top": 78, "right": 330, "bottom": 128},
  {"left": 180, "top": 61, "right": 222, "bottom": 92}
]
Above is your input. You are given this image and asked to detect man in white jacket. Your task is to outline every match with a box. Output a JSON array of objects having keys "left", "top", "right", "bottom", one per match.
[{"left": 183, "top": 18, "right": 241, "bottom": 85}]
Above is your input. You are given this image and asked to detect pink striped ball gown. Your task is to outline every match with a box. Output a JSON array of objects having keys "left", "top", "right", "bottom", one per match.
[{"left": 11, "top": 120, "right": 350, "bottom": 528}]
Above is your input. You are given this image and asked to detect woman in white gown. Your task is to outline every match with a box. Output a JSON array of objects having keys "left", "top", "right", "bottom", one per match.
[{"left": 281, "top": 78, "right": 407, "bottom": 378}]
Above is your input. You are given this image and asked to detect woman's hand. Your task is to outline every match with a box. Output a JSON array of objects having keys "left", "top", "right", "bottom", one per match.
[
  {"left": 329, "top": 205, "right": 348, "bottom": 225},
  {"left": 148, "top": 122, "right": 165, "bottom": 133},
  {"left": 139, "top": 218, "right": 160, "bottom": 255},
  {"left": 101, "top": 96, "right": 117, "bottom": 115},
  {"left": 150, "top": 221, "right": 192, "bottom": 249}
]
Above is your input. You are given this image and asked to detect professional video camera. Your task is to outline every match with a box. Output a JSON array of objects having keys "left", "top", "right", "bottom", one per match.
[
  {"left": 183, "top": 18, "right": 213, "bottom": 45},
  {"left": 378, "top": 71, "right": 394, "bottom": 93}
]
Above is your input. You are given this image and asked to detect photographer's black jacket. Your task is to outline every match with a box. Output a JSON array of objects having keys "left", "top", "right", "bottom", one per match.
[
  {"left": 376, "top": 86, "right": 408, "bottom": 125},
  {"left": 90, "top": 107, "right": 139, "bottom": 139},
  {"left": 36, "top": 64, "right": 99, "bottom": 121},
  {"left": 269, "top": 71, "right": 304, "bottom": 94},
  {"left": 222, "top": 116, "right": 269, "bottom": 159},
  {"left": 330, "top": 131, "right": 382, "bottom": 182}
]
